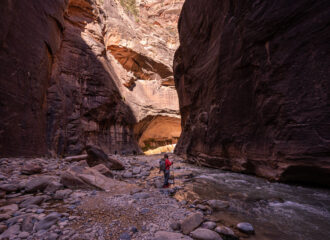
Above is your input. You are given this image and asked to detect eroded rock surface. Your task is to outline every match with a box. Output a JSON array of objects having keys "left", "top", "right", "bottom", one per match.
[
  {"left": 174, "top": 0, "right": 330, "bottom": 186},
  {"left": 0, "top": 0, "right": 184, "bottom": 157}
]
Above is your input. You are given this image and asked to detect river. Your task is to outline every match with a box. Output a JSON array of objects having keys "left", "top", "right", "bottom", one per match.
[{"left": 169, "top": 158, "right": 330, "bottom": 240}]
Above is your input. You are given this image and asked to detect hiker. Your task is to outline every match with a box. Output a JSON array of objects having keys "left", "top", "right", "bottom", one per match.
[{"left": 159, "top": 154, "right": 173, "bottom": 188}]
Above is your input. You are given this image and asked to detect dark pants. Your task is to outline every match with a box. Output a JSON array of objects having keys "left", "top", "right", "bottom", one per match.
[{"left": 164, "top": 169, "right": 170, "bottom": 186}]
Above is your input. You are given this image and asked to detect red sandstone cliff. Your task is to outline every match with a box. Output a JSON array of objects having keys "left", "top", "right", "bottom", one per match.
[
  {"left": 174, "top": 0, "right": 330, "bottom": 186},
  {"left": 0, "top": 0, "right": 183, "bottom": 157}
]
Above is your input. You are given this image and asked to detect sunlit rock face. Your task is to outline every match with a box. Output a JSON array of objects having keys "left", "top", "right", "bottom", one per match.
[
  {"left": 174, "top": 0, "right": 330, "bottom": 186},
  {"left": 0, "top": 0, "right": 183, "bottom": 157},
  {"left": 134, "top": 116, "right": 181, "bottom": 152}
]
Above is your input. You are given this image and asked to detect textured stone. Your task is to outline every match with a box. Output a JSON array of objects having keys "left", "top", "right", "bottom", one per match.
[
  {"left": 22, "top": 215, "right": 35, "bottom": 233},
  {"left": 20, "top": 196, "right": 45, "bottom": 208},
  {"left": 0, "top": 204, "right": 18, "bottom": 213},
  {"left": 174, "top": 0, "right": 330, "bottom": 186},
  {"left": 214, "top": 226, "right": 237, "bottom": 239},
  {"left": 154, "top": 231, "right": 192, "bottom": 240},
  {"left": 0, "top": 0, "right": 183, "bottom": 157},
  {"left": 21, "top": 162, "right": 42, "bottom": 175},
  {"left": 237, "top": 222, "right": 254, "bottom": 234},
  {"left": 181, "top": 212, "right": 203, "bottom": 234},
  {"left": 0, "top": 224, "right": 20, "bottom": 239},
  {"left": 24, "top": 176, "right": 55, "bottom": 193},
  {"left": 0, "top": 183, "right": 19, "bottom": 193},
  {"left": 201, "top": 221, "right": 217, "bottom": 230},
  {"left": 54, "top": 189, "right": 73, "bottom": 200},
  {"left": 44, "top": 181, "right": 63, "bottom": 194},
  {"left": 92, "top": 164, "right": 113, "bottom": 178},
  {"left": 190, "top": 228, "right": 222, "bottom": 240},
  {"left": 86, "top": 145, "right": 124, "bottom": 170},
  {"left": 35, "top": 212, "right": 61, "bottom": 231},
  {"left": 60, "top": 165, "right": 129, "bottom": 191}
]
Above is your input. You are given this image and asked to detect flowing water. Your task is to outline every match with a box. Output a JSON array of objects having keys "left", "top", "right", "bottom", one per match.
[{"left": 172, "top": 162, "right": 330, "bottom": 240}]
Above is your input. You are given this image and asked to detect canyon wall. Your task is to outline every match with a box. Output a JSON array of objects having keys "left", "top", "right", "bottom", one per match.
[
  {"left": 0, "top": 0, "right": 183, "bottom": 157},
  {"left": 174, "top": 0, "right": 330, "bottom": 186}
]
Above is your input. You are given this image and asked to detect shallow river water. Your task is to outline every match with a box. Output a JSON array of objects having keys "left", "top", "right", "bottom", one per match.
[{"left": 172, "top": 162, "right": 330, "bottom": 240}]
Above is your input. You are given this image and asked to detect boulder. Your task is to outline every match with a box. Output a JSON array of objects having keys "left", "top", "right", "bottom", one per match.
[
  {"left": 0, "top": 224, "right": 20, "bottom": 239},
  {"left": 154, "top": 231, "right": 193, "bottom": 240},
  {"left": 35, "top": 212, "right": 61, "bottom": 231},
  {"left": 44, "top": 181, "right": 63, "bottom": 194},
  {"left": 54, "top": 189, "right": 73, "bottom": 200},
  {"left": 236, "top": 222, "right": 254, "bottom": 234},
  {"left": 181, "top": 212, "right": 203, "bottom": 234},
  {"left": 18, "top": 231, "right": 30, "bottom": 239},
  {"left": 24, "top": 176, "right": 56, "bottom": 193},
  {"left": 214, "top": 226, "right": 237, "bottom": 239},
  {"left": 20, "top": 162, "right": 42, "bottom": 175},
  {"left": 0, "top": 204, "right": 18, "bottom": 213},
  {"left": 92, "top": 164, "right": 113, "bottom": 178},
  {"left": 0, "top": 183, "right": 19, "bottom": 193},
  {"left": 201, "top": 221, "right": 217, "bottom": 230},
  {"left": 0, "top": 214, "right": 11, "bottom": 221},
  {"left": 60, "top": 165, "right": 127, "bottom": 191},
  {"left": 22, "top": 215, "right": 35, "bottom": 232},
  {"left": 190, "top": 228, "right": 222, "bottom": 240},
  {"left": 20, "top": 196, "right": 45, "bottom": 208},
  {"left": 86, "top": 145, "right": 125, "bottom": 170}
]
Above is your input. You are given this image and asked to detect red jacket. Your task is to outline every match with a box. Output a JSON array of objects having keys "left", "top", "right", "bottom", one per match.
[{"left": 165, "top": 158, "right": 172, "bottom": 170}]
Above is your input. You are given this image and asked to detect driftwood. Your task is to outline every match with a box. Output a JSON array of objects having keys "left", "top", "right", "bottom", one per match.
[{"left": 64, "top": 154, "right": 88, "bottom": 162}]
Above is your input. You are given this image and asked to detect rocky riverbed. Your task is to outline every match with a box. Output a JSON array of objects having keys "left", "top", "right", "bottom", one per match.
[{"left": 1, "top": 154, "right": 329, "bottom": 240}]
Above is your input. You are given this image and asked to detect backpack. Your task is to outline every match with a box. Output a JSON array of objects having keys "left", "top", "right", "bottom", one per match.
[{"left": 159, "top": 158, "right": 166, "bottom": 172}]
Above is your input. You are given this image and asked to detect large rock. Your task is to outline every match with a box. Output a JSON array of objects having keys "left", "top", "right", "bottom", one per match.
[
  {"left": 20, "top": 196, "right": 45, "bottom": 208},
  {"left": 0, "top": 204, "right": 18, "bottom": 214},
  {"left": 174, "top": 0, "right": 330, "bottom": 186},
  {"left": 35, "top": 212, "right": 61, "bottom": 231},
  {"left": 154, "top": 231, "right": 193, "bottom": 240},
  {"left": 24, "top": 176, "right": 55, "bottom": 193},
  {"left": 20, "top": 162, "right": 42, "bottom": 175},
  {"left": 22, "top": 216, "right": 35, "bottom": 233},
  {"left": 53, "top": 189, "right": 73, "bottom": 200},
  {"left": 86, "top": 145, "right": 124, "bottom": 170},
  {"left": 236, "top": 222, "right": 254, "bottom": 234},
  {"left": 92, "top": 164, "right": 113, "bottom": 178},
  {"left": 214, "top": 226, "right": 237, "bottom": 240},
  {"left": 0, "top": 224, "right": 20, "bottom": 239},
  {"left": 181, "top": 212, "right": 203, "bottom": 235},
  {"left": 190, "top": 228, "right": 222, "bottom": 240},
  {"left": 60, "top": 165, "right": 128, "bottom": 191},
  {"left": 0, "top": 184, "right": 19, "bottom": 193}
]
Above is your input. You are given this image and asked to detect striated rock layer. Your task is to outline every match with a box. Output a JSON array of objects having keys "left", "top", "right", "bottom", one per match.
[
  {"left": 0, "top": 0, "right": 183, "bottom": 157},
  {"left": 174, "top": 0, "right": 330, "bottom": 186}
]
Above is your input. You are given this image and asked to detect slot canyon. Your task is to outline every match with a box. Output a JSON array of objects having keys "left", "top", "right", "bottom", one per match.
[{"left": 0, "top": 0, "right": 330, "bottom": 240}]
